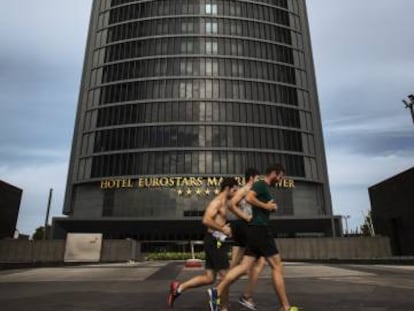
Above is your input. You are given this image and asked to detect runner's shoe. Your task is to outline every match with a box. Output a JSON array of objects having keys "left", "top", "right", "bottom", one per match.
[
  {"left": 238, "top": 295, "right": 257, "bottom": 310},
  {"left": 279, "top": 306, "right": 299, "bottom": 311},
  {"left": 207, "top": 287, "right": 220, "bottom": 311},
  {"left": 168, "top": 280, "right": 181, "bottom": 307}
]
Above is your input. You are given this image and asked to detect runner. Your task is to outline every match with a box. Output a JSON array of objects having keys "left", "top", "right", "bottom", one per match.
[
  {"left": 228, "top": 168, "right": 266, "bottom": 311},
  {"left": 208, "top": 165, "right": 298, "bottom": 311},
  {"left": 168, "top": 177, "right": 239, "bottom": 311}
]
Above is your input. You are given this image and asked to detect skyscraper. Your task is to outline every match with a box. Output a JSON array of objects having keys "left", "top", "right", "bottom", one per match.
[{"left": 53, "top": 0, "right": 340, "bottom": 239}]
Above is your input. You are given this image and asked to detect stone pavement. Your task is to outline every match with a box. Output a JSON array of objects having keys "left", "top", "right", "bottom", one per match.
[{"left": 0, "top": 261, "right": 414, "bottom": 311}]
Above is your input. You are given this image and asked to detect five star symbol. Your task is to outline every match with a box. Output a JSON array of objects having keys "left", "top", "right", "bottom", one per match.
[{"left": 175, "top": 188, "right": 218, "bottom": 196}]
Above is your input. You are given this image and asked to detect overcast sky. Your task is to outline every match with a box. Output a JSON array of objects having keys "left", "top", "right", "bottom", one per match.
[{"left": 0, "top": 0, "right": 413, "bottom": 236}]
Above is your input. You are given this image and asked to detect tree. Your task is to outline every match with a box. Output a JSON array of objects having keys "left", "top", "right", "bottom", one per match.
[
  {"left": 360, "top": 211, "right": 375, "bottom": 237},
  {"left": 32, "top": 225, "right": 51, "bottom": 240}
]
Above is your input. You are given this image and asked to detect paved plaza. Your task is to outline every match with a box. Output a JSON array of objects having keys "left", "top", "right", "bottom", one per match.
[{"left": 1, "top": 261, "right": 414, "bottom": 311}]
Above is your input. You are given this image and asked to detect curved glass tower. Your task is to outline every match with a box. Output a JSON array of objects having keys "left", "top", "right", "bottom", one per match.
[{"left": 54, "top": 0, "right": 340, "bottom": 239}]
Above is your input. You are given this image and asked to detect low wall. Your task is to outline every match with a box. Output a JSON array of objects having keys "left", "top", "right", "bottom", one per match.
[
  {"left": 0, "top": 240, "right": 65, "bottom": 263},
  {"left": 0, "top": 237, "right": 391, "bottom": 264},
  {"left": 0, "top": 240, "right": 141, "bottom": 263},
  {"left": 101, "top": 239, "right": 141, "bottom": 262},
  {"left": 277, "top": 237, "right": 391, "bottom": 260}
]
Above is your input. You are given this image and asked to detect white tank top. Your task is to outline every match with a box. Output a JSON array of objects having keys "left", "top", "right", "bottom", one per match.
[
  {"left": 239, "top": 197, "right": 252, "bottom": 217},
  {"left": 228, "top": 186, "right": 252, "bottom": 221}
]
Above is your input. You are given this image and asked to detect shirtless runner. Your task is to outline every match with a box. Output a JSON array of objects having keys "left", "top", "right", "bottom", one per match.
[{"left": 168, "top": 177, "right": 239, "bottom": 311}]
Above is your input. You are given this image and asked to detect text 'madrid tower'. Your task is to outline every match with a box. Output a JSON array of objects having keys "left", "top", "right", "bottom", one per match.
[{"left": 53, "top": 0, "right": 341, "bottom": 239}]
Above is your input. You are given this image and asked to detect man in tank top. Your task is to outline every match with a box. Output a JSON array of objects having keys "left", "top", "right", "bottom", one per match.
[{"left": 227, "top": 168, "right": 266, "bottom": 311}]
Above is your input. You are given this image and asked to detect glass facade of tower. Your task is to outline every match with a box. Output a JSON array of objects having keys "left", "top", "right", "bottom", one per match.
[{"left": 54, "top": 0, "right": 339, "bottom": 240}]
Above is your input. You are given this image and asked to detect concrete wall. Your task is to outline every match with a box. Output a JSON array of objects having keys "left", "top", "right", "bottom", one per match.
[
  {"left": 278, "top": 237, "right": 391, "bottom": 260},
  {"left": 101, "top": 239, "right": 141, "bottom": 262},
  {"left": 0, "top": 237, "right": 391, "bottom": 263},
  {"left": 0, "top": 240, "right": 141, "bottom": 263},
  {"left": 0, "top": 240, "right": 65, "bottom": 263}
]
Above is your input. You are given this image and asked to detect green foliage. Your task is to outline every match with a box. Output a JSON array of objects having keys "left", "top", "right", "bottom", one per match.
[
  {"left": 360, "top": 211, "right": 374, "bottom": 236},
  {"left": 145, "top": 252, "right": 206, "bottom": 261},
  {"left": 360, "top": 220, "right": 371, "bottom": 236},
  {"left": 32, "top": 225, "right": 51, "bottom": 240}
]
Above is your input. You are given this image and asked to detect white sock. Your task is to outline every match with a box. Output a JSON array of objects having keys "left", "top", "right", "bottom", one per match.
[{"left": 177, "top": 285, "right": 183, "bottom": 294}]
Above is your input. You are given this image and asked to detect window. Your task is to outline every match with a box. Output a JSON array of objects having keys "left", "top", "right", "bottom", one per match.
[
  {"left": 180, "top": 60, "right": 193, "bottom": 75},
  {"left": 180, "top": 82, "right": 186, "bottom": 98},
  {"left": 206, "top": 22, "right": 218, "bottom": 34},
  {"left": 186, "top": 81, "right": 193, "bottom": 98},
  {"left": 180, "top": 40, "right": 193, "bottom": 53},
  {"left": 206, "top": 3, "right": 218, "bottom": 15},
  {"left": 181, "top": 21, "right": 194, "bottom": 33},
  {"left": 206, "top": 40, "right": 218, "bottom": 54},
  {"left": 205, "top": 59, "right": 212, "bottom": 76}
]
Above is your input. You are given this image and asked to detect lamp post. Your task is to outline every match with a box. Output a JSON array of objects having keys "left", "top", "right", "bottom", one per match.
[
  {"left": 402, "top": 94, "right": 414, "bottom": 125},
  {"left": 343, "top": 215, "right": 351, "bottom": 236},
  {"left": 43, "top": 188, "right": 53, "bottom": 240}
]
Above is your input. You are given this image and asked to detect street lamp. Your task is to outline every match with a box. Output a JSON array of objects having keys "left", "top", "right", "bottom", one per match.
[
  {"left": 43, "top": 188, "right": 53, "bottom": 240},
  {"left": 342, "top": 215, "right": 351, "bottom": 236},
  {"left": 402, "top": 94, "right": 414, "bottom": 125}
]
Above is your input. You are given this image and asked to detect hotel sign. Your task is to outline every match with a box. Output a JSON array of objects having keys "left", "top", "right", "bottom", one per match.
[{"left": 100, "top": 177, "right": 295, "bottom": 196}]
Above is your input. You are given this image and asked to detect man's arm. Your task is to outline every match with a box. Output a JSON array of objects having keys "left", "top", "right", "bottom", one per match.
[
  {"left": 202, "top": 200, "right": 231, "bottom": 234},
  {"left": 246, "top": 190, "right": 277, "bottom": 211},
  {"left": 229, "top": 187, "right": 252, "bottom": 222}
]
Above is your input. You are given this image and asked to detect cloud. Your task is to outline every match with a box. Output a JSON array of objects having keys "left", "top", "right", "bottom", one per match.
[
  {"left": 308, "top": 0, "right": 414, "bottom": 231},
  {"left": 327, "top": 149, "right": 414, "bottom": 230},
  {"left": 0, "top": 161, "right": 68, "bottom": 236},
  {"left": 0, "top": 0, "right": 92, "bottom": 166},
  {"left": 0, "top": 1, "right": 92, "bottom": 65},
  {"left": 308, "top": 0, "right": 414, "bottom": 120},
  {"left": 0, "top": 1, "right": 92, "bottom": 235}
]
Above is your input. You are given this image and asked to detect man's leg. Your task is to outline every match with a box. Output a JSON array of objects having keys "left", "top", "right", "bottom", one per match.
[
  {"left": 217, "top": 269, "right": 229, "bottom": 311},
  {"left": 266, "top": 254, "right": 291, "bottom": 311},
  {"left": 168, "top": 270, "right": 216, "bottom": 307},
  {"left": 179, "top": 269, "right": 216, "bottom": 291},
  {"left": 230, "top": 246, "right": 245, "bottom": 268},
  {"left": 208, "top": 256, "right": 256, "bottom": 311},
  {"left": 242, "top": 256, "right": 266, "bottom": 300},
  {"left": 216, "top": 255, "right": 256, "bottom": 297}
]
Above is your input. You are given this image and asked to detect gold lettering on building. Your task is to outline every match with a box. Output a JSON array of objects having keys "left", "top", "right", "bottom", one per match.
[
  {"left": 207, "top": 177, "right": 219, "bottom": 187},
  {"left": 138, "top": 178, "right": 145, "bottom": 188},
  {"left": 159, "top": 177, "right": 169, "bottom": 187},
  {"left": 101, "top": 176, "right": 296, "bottom": 191},
  {"left": 100, "top": 179, "right": 133, "bottom": 189}
]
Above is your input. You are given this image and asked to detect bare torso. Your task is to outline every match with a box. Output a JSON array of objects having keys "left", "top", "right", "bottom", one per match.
[{"left": 207, "top": 195, "right": 228, "bottom": 233}]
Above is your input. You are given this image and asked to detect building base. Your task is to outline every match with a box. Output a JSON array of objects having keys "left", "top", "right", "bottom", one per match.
[{"left": 52, "top": 216, "right": 342, "bottom": 241}]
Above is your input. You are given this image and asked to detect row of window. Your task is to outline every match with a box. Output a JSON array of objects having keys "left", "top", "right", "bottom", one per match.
[
  {"left": 95, "top": 102, "right": 301, "bottom": 128},
  {"left": 110, "top": 0, "right": 289, "bottom": 10},
  {"left": 100, "top": 57, "right": 297, "bottom": 84},
  {"left": 99, "top": 79, "right": 299, "bottom": 106},
  {"left": 89, "top": 150, "right": 304, "bottom": 178},
  {"left": 101, "top": 187, "right": 293, "bottom": 219},
  {"left": 107, "top": 0, "right": 291, "bottom": 27},
  {"left": 106, "top": 17, "right": 292, "bottom": 45},
  {"left": 93, "top": 125, "right": 304, "bottom": 152},
  {"left": 102, "top": 37, "right": 297, "bottom": 65}
]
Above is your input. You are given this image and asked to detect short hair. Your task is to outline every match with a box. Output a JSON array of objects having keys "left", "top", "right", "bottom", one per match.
[
  {"left": 220, "top": 177, "right": 238, "bottom": 192},
  {"left": 244, "top": 168, "right": 260, "bottom": 181},
  {"left": 265, "top": 164, "right": 285, "bottom": 176}
]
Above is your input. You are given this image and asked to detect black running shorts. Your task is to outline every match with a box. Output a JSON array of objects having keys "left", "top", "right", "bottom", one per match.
[
  {"left": 244, "top": 225, "right": 279, "bottom": 258},
  {"left": 204, "top": 233, "right": 230, "bottom": 271},
  {"left": 230, "top": 220, "right": 248, "bottom": 247}
]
